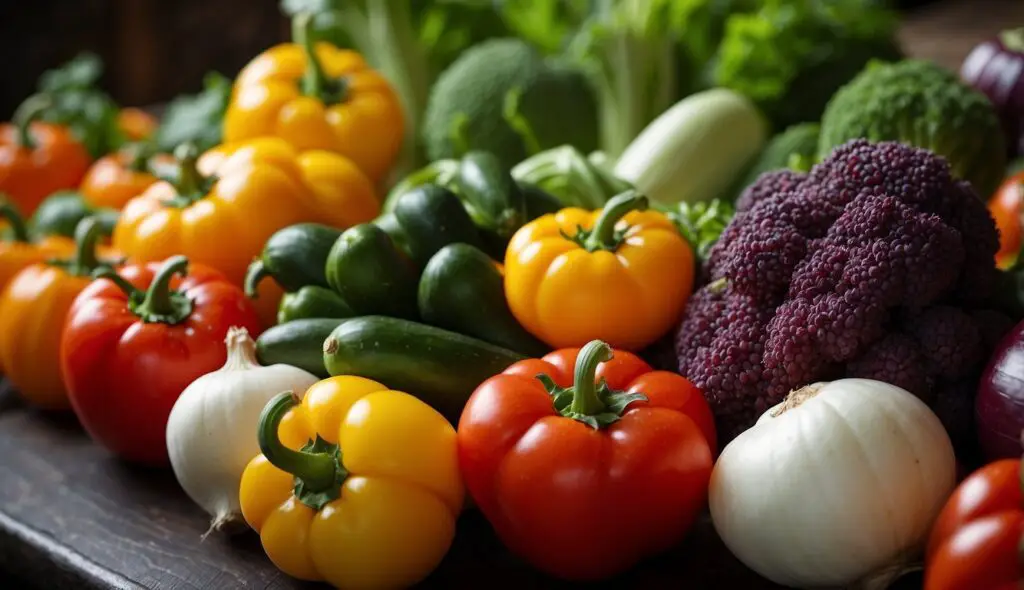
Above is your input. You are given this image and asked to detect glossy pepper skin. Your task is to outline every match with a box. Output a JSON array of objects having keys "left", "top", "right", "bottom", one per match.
[
  {"left": 989, "top": 171, "right": 1024, "bottom": 269},
  {"left": 505, "top": 190, "right": 694, "bottom": 351},
  {"left": 113, "top": 142, "right": 312, "bottom": 327},
  {"left": 0, "top": 200, "right": 74, "bottom": 295},
  {"left": 925, "top": 457, "right": 1024, "bottom": 590},
  {"left": 239, "top": 378, "right": 463, "bottom": 589},
  {"left": 80, "top": 144, "right": 160, "bottom": 210},
  {"left": 0, "top": 218, "right": 119, "bottom": 409},
  {"left": 457, "top": 341, "right": 715, "bottom": 581},
  {"left": 222, "top": 14, "right": 403, "bottom": 182},
  {"left": 0, "top": 98, "right": 91, "bottom": 217},
  {"left": 61, "top": 255, "right": 262, "bottom": 465},
  {"left": 199, "top": 137, "right": 379, "bottom": 232}
]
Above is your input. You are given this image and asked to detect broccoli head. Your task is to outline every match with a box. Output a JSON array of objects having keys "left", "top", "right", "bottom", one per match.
[
  {"left": 422, "top": 38, "right": 599, "bottom": 171},
  {"left": 711, "top": 0, "right": 902, "bottom": 131},
  {"left": 819, "top": 59, "right": 1008, "bottom": 198},
  {"left": 675, "top": 139, "right": 1012, "bottom": 450}
]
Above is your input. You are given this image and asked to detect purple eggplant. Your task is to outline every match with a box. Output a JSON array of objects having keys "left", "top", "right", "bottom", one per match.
[{"left": 961, "top": 29, "right": 1024, "bottom": 158}]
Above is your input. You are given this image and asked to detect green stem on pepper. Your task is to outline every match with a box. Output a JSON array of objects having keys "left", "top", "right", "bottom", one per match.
[
  {"left": 537, "top": 339, "right": 648, "bottom": 430},
  {"left": 133, "top": 255, "right": 194, "bottom": 324},
  {"left": 580, "top": 190, "right": 648, "bottom": 252},
  {"left": 257, "top": 391, "right": 349, "bottom": 510},
  {"left": 125, "top": 141, "right": 155, "bottom": 173},
  {"left": 0, "top": 199, "right": 31, "bottom": 243},
  {"left": 295, "top": 12, "right": 348, "bottom": 105},
  {"left": 66, "top": 217, "right": 108, "bottom": 276},
  {"left": 12, "top": 94, "right": 53, "bottom": 151}
]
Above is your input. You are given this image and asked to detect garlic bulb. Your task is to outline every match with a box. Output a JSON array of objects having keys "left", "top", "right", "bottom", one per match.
[
  {"left": 166, "top": 326, "right": 319, "bottom": 535},
  {"left": 709, "top": 378, "right": 956, "bottom": 589}
]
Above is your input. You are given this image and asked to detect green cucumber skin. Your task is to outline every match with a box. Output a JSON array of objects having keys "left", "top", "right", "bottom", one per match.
[
  {"left": 325, "top": 224, "right": 419, "bottom": 320},
  {"left": 256, "top": 318, "right": 348, "bottom": 378},
  {"left": 277, "top": 285, "right": 356, "bottom": 324},
  {"left": 418, "top": 244, "right": 549, "bottom": 357},
  {"left": 259, "top": 223, "right": 342, "bottom": 292},
  {"left": 322, "top": 316, "right": 525, "bottom": 423},
  {"left": 392, "top": 184, "right": 484, "bottom": 268},
  {"left": 456, "top": 151, "right": 527, "bottom": 240}
]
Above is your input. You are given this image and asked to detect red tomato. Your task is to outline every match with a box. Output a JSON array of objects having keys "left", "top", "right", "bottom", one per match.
[
  {"left": 925, "top": 458, "right": 1024, "bottom": 589},
  {"left": 60, "top": 255, "right": 262, "bottom": 466},
  {"left": 989, "top": 172, "right": 1024, "bottom": 268},
  {"left": 457, "top": 341, "right": 715, "bottom": 581}
]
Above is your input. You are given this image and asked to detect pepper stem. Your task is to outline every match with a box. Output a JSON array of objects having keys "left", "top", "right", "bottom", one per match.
[
  {"left": 569, "top": 341, "right": 613, "bottom": 416},
  {"left": 130, "top": 255, "right": 194, "bottom": 324},
  {"left": 68, "top": 217, "right": 108, "bottom": 276},
  {"left": 243, "top": 259, "right": 269, "bottom": 299},
  {"left": 12, "top": 94, "right": 52, "bottom": 150},
  {"left": 583, "top": 190, "right": 648, "bottom": 251},
  {"left": 92, "top": 266, "right": 143, "bottom": 302},
  {"left": 125, "top": 141, "right": 154, "bottom": 173},
  {"left": 1001, "top": 28, "right": 1024, "bottom": 53},
  {"left": 0, "top": 199, "right": 31, "bottom": 243},
  {"left": 296, "top": 12, "right": 327, "bottom": 99},
  {"left": 257, "top": 392, "right": 349, "bottom": 510},
  {"left": 173, "top": 143, "right": 203, "bottom": 199}
]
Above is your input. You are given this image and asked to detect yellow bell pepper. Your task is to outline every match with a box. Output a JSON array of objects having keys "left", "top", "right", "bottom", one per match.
[
  {"left": 239, "top": 378, "right": 463, "bottom": 589},
  {"left": 222, "top": 14, "right": 404, "bottom": 183},
  {"left": 198, "top": 138, "right": 379, "bottom": 231},
  {"left": 504, "top": 190, "right": 695, "bottom": 352}
]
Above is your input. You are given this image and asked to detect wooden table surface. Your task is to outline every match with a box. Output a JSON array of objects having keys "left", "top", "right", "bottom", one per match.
[{"left": 0, "top": 1, "right": 1020, "bottom": 588}]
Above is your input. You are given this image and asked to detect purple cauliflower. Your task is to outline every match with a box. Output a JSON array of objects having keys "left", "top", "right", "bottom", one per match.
[{"left": 675, "top": 139, "right": 1011, "bottom": 449}]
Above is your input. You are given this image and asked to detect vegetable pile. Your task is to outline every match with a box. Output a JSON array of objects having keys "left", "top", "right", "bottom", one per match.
[{"left": 3, "top": 2, "right": 1024, "bottom": 589}]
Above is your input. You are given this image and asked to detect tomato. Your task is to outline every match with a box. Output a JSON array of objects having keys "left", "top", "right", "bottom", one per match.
[{"left": 989, "top": 172, "right": 1024, "bottom": 269}]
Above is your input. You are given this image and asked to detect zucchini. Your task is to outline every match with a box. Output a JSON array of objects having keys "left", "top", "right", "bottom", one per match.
[
  {"left": 455, "top": 151, "right": 527, "bottom": 241},
  {"left": 324, "top": 224, "right": 419, "bottom": 320},
  {"left": 244, "top": 223, "right": 341, "bottom": 297},
  {"left": 256, "top": 318, "right": 348, "bottom": 378},
  {"left": 418, "top": 244, "right": 549, "bottom": 356},
  {"left": 277, "top": 285, "right": 356, "bottom": 324},
  {"left": 322, "top": 316, "right": 525, "bottom": 422},
  {"left": 392, "top": 184, "right": 483, "bottom": 268}
]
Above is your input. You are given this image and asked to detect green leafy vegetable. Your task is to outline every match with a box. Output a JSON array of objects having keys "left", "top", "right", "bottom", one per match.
[
  {"left": 668, "top": 199, "right": 735, "bottom": 263},
  {"left": 155, "top": 72, "right": 232, "bottom": 154},
  {"left": 26, "top": 53, "right": 125, "bottom": 159}
]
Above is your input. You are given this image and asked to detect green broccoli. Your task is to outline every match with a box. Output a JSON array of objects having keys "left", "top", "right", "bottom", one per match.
[
  {"left": 729, "top": 122, "right": 820, "bottom": 200},
  {"left": 422, "top": 38, "right": 599, "bottom": 171},
  {"left": 711, "top": 0, "right": 901, "bottom": 131},
  {"left": 818, "top": 59, "right": 1008, "bottom": 198}
]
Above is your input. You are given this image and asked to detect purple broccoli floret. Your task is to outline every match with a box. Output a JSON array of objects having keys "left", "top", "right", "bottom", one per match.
[{"left": 676, "top": 139, "right": 1011, "bottom": 446}]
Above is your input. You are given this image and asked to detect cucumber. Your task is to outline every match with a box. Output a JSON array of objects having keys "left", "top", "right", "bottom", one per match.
[
  {"left": 277, "top": 286, "right": 356, "bottom": 324},
  {"left": 322, "top": 316, "right": 525, "bottom": 422},
  {"left": 245, "top": 223, "right": 341, "bottom": 297},
  {"left": 418, "top": 244, "right": 549, "bottom": 356},
  {"left": 324, "top": 223, "right": 419, "bottom": 320},
  {"left": 255, "top": 318, "right": 348, "bottom": 378},
  {"left": 455, "top": 151, "right": 528, "bottom": 241},
  {"left": 392, "top": 184, "right": 483, "bottom": 268}
]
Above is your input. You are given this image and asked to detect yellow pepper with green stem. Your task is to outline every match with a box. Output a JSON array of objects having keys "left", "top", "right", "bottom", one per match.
[
  {"left": 222, "top": 13, "right": 404, "bottom": 183},
  {"left": 239, "top": 377, "right": 463, "bottom": 589},
  {"left": 504, "top": 190, "right": 695, "bottom": 351}
]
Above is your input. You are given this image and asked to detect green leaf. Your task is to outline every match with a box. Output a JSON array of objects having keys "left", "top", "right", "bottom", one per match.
[
  {"left": 671, "top": 199, "right": 735, "bottom": 262},
  {"left": 39, "top": 52, "right": 103, "bottom": 92},
  {"left": 155, "top": 72, "right": 232, "bottom": 154}
]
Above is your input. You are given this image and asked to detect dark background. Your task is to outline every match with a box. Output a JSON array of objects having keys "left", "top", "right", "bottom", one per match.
[
  {"left": 0, "top": 0, "right": 962, "bottom": 120},
  {"left": 0, "top": 0, "right": 288, "bottom": 118}
]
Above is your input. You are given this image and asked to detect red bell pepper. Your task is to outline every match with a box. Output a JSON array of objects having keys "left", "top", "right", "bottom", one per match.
[
  {"left": 925, "top": 453, "right": 1024, "bottom": 590},
  {"left": 456, "top": 340, "right": 716, "bottom": 581},
  {"left": 60, "top": 255, "right": 262, "bottom": 466}
]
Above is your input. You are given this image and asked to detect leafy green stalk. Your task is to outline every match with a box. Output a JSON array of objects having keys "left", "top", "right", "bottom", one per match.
[
  {"left": 155, "top": 72, "right": 232, "bottom": 154},
  {"left": 669, "top": 199, "right": 735, "bottom": 263}
]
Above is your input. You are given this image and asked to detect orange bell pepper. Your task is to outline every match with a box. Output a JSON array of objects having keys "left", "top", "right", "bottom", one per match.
[
  {"left": 0, "top": 217, "right": 120, "bottom": 409},
  {"left": 0, "top": 97, "right": 92, "bottom": 217},
  {"left": 222, "top": 13, "right": 403, "bottom": 183},
  {"left": 504, "top": 190, "right": 695, "bottom": 351},
  {"left": 198, "top": 138, "right": 379, "bottom": 231},
  {"left": 117, "top": 108, "right": 158, "bottom": 142},
  {"left": 0, "top": 199, "right": 75, "bottom": 294},
  {"left": 80, "top": 144, "right": 161, "bottom": 210},
  {"left": 989, "top": 171, "right": 1024, "bottom": 269},
  {"left": 113, "top": 141, "right": 315, "bottom": 327}
]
